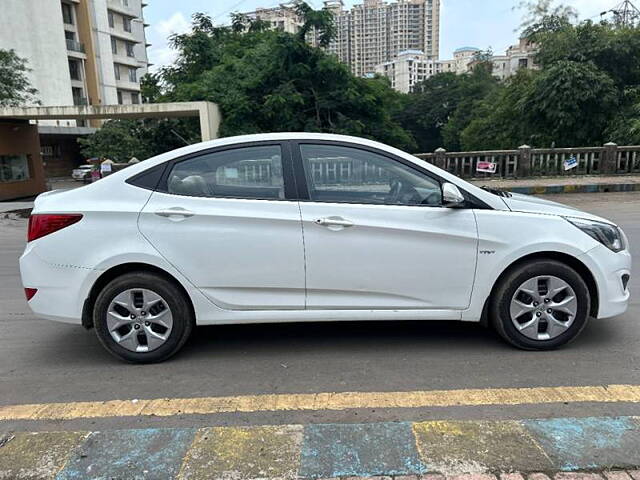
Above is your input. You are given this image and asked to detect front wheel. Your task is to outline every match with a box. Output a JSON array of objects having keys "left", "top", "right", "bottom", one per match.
[
  {"left": 94, "top": 272, "right": 194, "bottom": 363},
  {"left": 491, "top": 260, "right": 591, "bottom": 350}
]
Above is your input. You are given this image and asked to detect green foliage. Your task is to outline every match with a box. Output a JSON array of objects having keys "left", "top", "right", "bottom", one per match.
[
  {"left": 0, "top": 49, "right": 39, "bottom": 106},
  {"left": 78, "top": 119, "right": 197, "bottom": 162},
  {"left": 153, "top": 7, "right": 415, "bottom": 150}
]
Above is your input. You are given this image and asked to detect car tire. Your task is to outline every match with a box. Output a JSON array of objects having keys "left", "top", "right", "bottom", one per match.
[
  {"left": 94, "top": 272, "right": 194, "bottom": 363},
  {"left": 491, "top": 260, "right": 591, "bottom": 350}
]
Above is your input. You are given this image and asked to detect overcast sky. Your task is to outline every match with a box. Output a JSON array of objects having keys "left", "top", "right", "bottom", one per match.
[{"left": 144, "top": 0, "right": 619, "bottom": 72}]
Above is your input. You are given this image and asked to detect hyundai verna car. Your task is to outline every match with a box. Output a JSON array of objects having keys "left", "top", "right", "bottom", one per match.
[{"left": 20, "top": 133, "right": 631, "bottom": 363}]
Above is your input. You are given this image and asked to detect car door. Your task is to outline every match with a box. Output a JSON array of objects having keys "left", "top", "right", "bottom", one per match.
[
  {"left": 293, "top": 142, "right": 479, "bottom": 310},
  {"left": 138, "top": 142, "right": 306, "bottom": 310}
]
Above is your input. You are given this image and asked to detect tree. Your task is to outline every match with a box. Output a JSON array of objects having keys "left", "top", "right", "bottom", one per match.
[
  {"left": 517, "top": 0, "right": 577, "bottom": 35},
  {"left": 155, "top": 7, "right": 415, "bottom": 150},
  {"left": 78, "top": 119, "right": 198, "bottom": 162},
  {"left": 0, "top": 49, "right": 39, "bottom": 106}
]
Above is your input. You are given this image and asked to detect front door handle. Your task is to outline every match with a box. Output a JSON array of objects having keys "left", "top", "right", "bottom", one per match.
[
  {"left": 154, "top": 208, "right": 195, "bottom": 218},
  {"left": 315, "top": 217, "right": 354, "bottom": 228}
]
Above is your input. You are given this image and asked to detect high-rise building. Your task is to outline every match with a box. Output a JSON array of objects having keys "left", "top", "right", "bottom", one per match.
[
  {"left": 0, "top": 0, "right": 150, "bottom": 115},
  {"left": 246, "top": 0, "right": 440, "bottom": 77},
  {"left": 331, "top": 0, "right": 440, "bottom": 77}
]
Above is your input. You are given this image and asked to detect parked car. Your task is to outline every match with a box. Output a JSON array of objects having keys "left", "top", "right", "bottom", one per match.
[
  {"left": 20, "top": 133, "right": 632, "bottom": 363},
  {"left": 72, "top": 164, "right": 94, "bottom": 181}
]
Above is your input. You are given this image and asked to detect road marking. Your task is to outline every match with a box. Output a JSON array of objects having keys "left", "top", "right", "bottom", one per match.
[{"left": 0, "top": 385, "right": 639, "bottom": 421}]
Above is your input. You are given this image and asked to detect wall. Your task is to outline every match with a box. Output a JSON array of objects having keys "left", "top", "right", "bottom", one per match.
[
  {"left": 0, "top": 1, "right": 73, "bottom": 108},
  {"left": 0, "top": 122, "right": 47, "bottom": 201}
]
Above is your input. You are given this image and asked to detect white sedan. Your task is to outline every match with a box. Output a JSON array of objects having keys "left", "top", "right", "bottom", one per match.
[{"left": 20, "top": 133, "right": 631, "bottom": 363}]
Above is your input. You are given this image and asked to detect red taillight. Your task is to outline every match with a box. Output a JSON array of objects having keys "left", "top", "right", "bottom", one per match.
[
  {"left": 27, "top": 214, "right": 83, "bottom": 242},
  {"left": 25, "top": 288, "right": 38, "bottom": 301}
]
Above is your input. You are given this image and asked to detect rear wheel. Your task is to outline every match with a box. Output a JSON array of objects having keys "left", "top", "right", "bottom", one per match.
[
  {"left": 491, "top": 260, "right": 590, "bottom": 350},
  {"left": 94, "top": 272, "right": 193, "bottom": 363}
]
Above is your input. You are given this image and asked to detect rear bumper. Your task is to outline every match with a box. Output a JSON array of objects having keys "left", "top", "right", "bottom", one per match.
[
  {"left": 581, "top": 244, "right": 632, "bottom": 319},
  {"left": 19, "top": 242, "right": 98, "bottom": 325}
]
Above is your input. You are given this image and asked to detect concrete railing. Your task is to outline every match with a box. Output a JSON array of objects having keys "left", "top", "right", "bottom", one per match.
[{"left": 414, "top": 143, "right": 640, "bottom": 179}]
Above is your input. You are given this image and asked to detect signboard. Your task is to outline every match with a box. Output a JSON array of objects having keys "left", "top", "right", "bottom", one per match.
[
  {"left": 564, "top": 155, "right": 578, "bottom": 171},
  {"left": 100, "top": 162, "right": 113, "bottom": 174},
  {"left": 476, "top": 161, "right": 497, "bottom": 174}
]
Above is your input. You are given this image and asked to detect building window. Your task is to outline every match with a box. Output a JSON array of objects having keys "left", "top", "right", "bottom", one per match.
[
  {"left": 123, "top": 0, "right": 129, "bottom": 5},
  {"left": 117, "top": 90, "right": 123, "bottom": 104},
  {"left": 108, "top": 11, "right": 115, "bottom": 28},
  {"left": 114, "top": 64, "right": 121, "bottom": 80},
  {"left": 0, "top": 155, "right": 30, "bottom": 182},
  {"left": 61, "top": 3, "right": 74, "bottom": 25},
  {"left": 111, "top": 37, "right": 118, "bottom": 54},
  {"left": 72, "top": 87, "right": 86, "bottom": 105},
  {"left": 126, "top": 42, "right": 135, "bottom": 57},
  {"left": 131, "top": 92, "right": 140, "bottom": 104},
  {"left": 68, "top": 59, "right": 81, "bottom": 81},
  {"left": 123, "top": 17, "right": 132, "bottom": 33},
  {"left": 128, "top": 67, "right": 137, "bottom": 83},
  {"left": 64, "top": 31, "right": 75, "bottom": 41}
]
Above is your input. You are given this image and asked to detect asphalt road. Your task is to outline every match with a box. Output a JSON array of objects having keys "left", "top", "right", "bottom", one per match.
[{"left": 1, "top": 192, "right": 639, "bottom": 432}]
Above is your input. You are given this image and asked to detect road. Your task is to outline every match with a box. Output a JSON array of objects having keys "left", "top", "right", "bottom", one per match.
[{"left": 0, "top": 191, "right": 638, "bottom": 432}]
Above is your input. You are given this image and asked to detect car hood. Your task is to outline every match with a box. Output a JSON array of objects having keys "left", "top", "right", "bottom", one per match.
[{"left": 502, "top": 192, "right": 614, "bottom": 224}]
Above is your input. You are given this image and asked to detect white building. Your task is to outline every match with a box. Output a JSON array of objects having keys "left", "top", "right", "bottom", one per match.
[
  {"left": 376, "top": 40, "right": 538, "bottom": 92},
  {"left": 248, "top": 2, "right": 302, "bottom": 34},
  {"left": 246, "top": 0, "right": 440, "bottom": 78},
  {"left": 375, "top": 50, "right": 441, "bottom": 93},
  {"left": 0, "top": 0, "right": 150, "bottom": 115}
]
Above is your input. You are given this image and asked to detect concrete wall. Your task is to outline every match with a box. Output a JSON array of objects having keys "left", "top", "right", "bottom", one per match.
[
  {"left": 0, "top": 122, "right": 47, "bottom": 201},
  {"left": 0, "top": 1, "right": 74, "bottom": 108}
]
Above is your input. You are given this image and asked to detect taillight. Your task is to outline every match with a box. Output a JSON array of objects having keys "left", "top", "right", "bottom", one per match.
[
  {"left": 28, "top": 214, "right": 83, "bottom": 242},
  {"left": 24, "top": 288, "right": 38, "bottom": 301}
]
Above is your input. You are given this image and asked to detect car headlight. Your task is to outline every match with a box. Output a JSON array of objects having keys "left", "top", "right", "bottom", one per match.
[{"left": 564, "top": 217, "right": 625, "bottom": 252}]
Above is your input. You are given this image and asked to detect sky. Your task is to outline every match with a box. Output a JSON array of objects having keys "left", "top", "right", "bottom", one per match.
[{"left": 143, "top": 0, "right": 619, "bottom": 72}]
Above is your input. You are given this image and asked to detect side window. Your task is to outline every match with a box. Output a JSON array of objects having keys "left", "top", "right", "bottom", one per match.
[
  {"left": 300, "top": 144, "right": 442, "bottom": 206},
  {"left": 167, "top": 145, "right": 285, "bottom": 200}
]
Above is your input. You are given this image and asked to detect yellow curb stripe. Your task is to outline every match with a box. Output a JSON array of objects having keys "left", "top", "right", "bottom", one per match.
[{"left": 1, "top": 384, "right": 639, "bottom": 421}]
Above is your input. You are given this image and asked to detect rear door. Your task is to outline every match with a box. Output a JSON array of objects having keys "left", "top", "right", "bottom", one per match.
[
  {"left": 138, "top": 142, "right": 306, "bottom": 310},
  {"left": 293, "top": 142, "right": 479, "bottom": 310}
]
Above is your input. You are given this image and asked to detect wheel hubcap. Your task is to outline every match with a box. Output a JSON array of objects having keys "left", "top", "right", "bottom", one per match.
[
  {"left": 509, "top": 276, "right": 578, "bottom": 341},
  {"left": 107, "top": 289, "right": 173, "bottom": 353}
]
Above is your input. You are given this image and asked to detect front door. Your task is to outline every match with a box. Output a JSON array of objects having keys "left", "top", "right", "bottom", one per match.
[
  {"left": 138, "top": 143, "right": 305, "bottom": 310},
  {"left": 294, "top": 142, "right": 478, "bottom": 310}
]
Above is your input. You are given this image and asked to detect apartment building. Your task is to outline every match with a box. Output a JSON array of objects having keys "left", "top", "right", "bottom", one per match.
[
  {"left": 487, "top": 39, "right": 538, "bottom": 81},
  {"left": 0, "top": 0, "right": 149, "bottom": 177},
  {"left": 375, "top": 49, "right": 440, "bottom": 93},
  {"left": 248, "top": 2, "right": 301, "bottom": 33},
  {"left": 0, "top": 0, "right": 149, "bottom": 111},
  {"left": 246, "top": 0, "right": 440, "bottom": 77}
]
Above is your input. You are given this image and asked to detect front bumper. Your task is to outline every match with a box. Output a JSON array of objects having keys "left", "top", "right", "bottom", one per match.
[{"left": 580, "top": 244, "right": 632, "bottom": 319}]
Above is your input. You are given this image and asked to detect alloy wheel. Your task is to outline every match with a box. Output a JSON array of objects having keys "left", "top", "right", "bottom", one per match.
[
  {"left": 509, "top": 276, "right": 578, "bottom": 341},
  {"left": 106, "top": 288, "right": 173, "bottom": 353}
]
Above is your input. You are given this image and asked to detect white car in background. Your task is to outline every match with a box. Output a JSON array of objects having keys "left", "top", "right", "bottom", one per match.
[
  {"left": 71, "top": 164, "right": 93, "bottom": 181},
  {"left": 20, "top": 133, "right": 631, "bottom": 363}
]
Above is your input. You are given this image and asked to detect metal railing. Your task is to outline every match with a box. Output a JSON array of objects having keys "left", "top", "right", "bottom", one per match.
[
  {"left": 66, "top": 39, "right": 85, "bottom": 53},
  {"left": 414, "top": 143, "right": 640, "bottom": 179}
]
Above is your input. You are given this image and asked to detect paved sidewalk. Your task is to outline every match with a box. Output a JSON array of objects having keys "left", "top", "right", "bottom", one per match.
[
  {"left": 470, "top": 174, "right": 640, "bottom": 195},
  {"left": 2, "top": 416, "right": 639, "bottom": 479}
]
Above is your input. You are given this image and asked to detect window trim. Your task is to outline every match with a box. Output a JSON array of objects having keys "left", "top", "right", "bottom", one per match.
[
  {"left": 152, "top": 141, "right": 298, "bottom": 202},
  {"left": 290, "top": 140, "right": 489, "bottom": 209}
]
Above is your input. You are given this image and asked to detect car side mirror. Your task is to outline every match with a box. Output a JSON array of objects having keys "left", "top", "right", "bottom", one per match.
[{"left": 442, "top": 183, "right": 465, "bottom": 208}]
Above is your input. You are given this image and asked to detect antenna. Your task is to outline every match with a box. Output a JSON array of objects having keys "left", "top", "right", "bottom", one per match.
[{"left": 604, "top": 0, "right": 640, "bottom": 27}]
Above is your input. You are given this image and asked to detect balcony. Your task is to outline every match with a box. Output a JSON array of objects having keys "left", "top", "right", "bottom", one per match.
[
  {"left": 66, "top": 39, "right": 85, "bottom": 53},
  {"left": 73, "top": 96, "right": 89, "bottom": 106}
]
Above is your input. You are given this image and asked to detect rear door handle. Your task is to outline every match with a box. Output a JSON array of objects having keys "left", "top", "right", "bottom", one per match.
[
  {"left": 154, "top": 208, "right": 195, "bottom": 218},
  {"left": 315, "top": 217, "right": 354, "bottom": 228}
]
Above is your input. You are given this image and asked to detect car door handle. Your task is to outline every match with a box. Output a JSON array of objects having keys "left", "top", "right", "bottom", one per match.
[
  {"left": 154, "top": 208, "right": 195, "bottom": 218},
  {"left": 315, "top": 217, "right": 354, "bottom": 228}
]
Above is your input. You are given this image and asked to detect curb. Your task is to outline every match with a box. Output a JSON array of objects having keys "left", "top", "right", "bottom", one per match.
[
  {"left": 2, "top": 416, "right": 640, "bottom": 479},
  {"left": 505, "top": 183, "right": 640, "bottom": 195}
]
